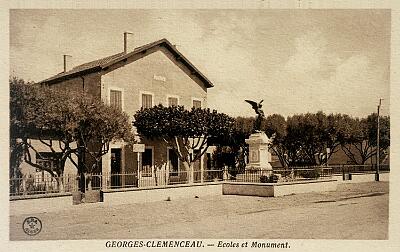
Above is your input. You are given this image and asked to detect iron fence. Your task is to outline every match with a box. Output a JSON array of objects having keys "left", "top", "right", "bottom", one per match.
[
  {"left": 9, "top": 173, "right": 80, "bottom": 197},
  {"left": 86, "top": 169, "right": 224, "bottom": 189},
  {"left": 9, "top": 164, "right": 388, "bottom": 197},
  {"left": 226, "top": 164, "right": 389, "bottom": 183},
  {"left": 328, "top": 164, "right": 390, "bottom": 174},
  {"left": 229, "top": 167, "right": 333, "bottom": 183}
]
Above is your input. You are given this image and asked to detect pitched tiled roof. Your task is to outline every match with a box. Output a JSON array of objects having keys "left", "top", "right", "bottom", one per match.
[
  {"left": 41, "top": 52, "right": 125, "bottom": 83},
  {"left": 40, "top": 39, "right": 213, "bottom": 88}
]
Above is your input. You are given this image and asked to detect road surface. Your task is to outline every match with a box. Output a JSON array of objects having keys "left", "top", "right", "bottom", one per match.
[{"left": 10, "top": 181, "right": 388, "bottom": 240}]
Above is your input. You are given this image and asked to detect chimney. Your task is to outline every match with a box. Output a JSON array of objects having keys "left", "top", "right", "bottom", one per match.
[
  {"left": 63, "top": 54, "right": 72, "bottom": 72},
  {"left": 124, "top": 31, "right": 133, "bottom": 54}
]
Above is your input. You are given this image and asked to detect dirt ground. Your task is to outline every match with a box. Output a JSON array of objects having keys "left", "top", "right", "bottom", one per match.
[{"left": 9, "top": 181, "right": 389, "bottom": 240}]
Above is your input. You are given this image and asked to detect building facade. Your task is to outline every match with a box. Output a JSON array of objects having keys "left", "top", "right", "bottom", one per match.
[{"left": 39, "top": 38, "right": 214, "bottom": 187}]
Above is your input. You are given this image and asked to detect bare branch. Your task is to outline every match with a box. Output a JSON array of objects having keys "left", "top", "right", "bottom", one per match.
[
  {"left": 38, "top": 138, "right": 57, "bottom": 154},
  {"left": 341, "top": 144, "right": 359, "bottom": 164},
  {"left": 192, "top": 137, "right": 201, "bottom": 150},
  {"left": 23, "top": 145, "right": 56, "bottom": 177},
  {"left": 67, "top": 154, "right": 79, "bottom": 169},
  {"left": 174, "top": 136, "right": 185, "bottom": 161}
]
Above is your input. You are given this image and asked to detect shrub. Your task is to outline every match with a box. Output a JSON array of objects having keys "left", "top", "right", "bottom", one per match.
[
  {"left": 297, "top": 168, "right": 320, "bottom": 179},
  {"left": 259, "top": 174, "right": 280, "bottom": 183},
  {"left": 228, "top": 166, "right": 238, "bottom": 177},
  {"left": 260, "top": 175, "right": 269, "bottom": 183}
]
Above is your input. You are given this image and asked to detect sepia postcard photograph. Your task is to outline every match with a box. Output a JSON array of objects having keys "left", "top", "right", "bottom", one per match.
[{"left": 2, "top": 0, "right": 400, "bottom": 251}]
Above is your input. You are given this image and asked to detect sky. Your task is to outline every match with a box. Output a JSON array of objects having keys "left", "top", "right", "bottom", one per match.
[{"left": 9, "top": 9, "right": 391, "bottom": 118}]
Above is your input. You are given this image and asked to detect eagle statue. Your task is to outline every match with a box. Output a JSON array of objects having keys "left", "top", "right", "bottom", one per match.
[{"left": 245, "top": 99, "right": 265, "bottom": 132}]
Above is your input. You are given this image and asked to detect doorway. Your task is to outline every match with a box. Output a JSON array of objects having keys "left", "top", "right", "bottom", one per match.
[
  {"left": 111, "top": 148, "right": 122, "bottom": 188},
  {"left": 141, "top": 147, "right": 153, "bottom": 177}
]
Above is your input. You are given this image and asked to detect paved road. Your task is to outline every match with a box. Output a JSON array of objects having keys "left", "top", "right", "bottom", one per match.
[{"left": 10, "top": 182, "right": 388, "bottom": 240}]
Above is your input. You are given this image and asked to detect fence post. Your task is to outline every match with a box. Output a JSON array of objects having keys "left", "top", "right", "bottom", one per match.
[
  {"left": 122, "top": 171, "right": 126, "bottom": 188},
  {"left": 165, "top": 162, "right": 169, "bottom": 185},
  {"left": 223, "top": 166, "right": 228, "bottom": 181},
  {"left": 342, "top": 164, "right": 345, "bottom": 180},
  {"left": 22, "top": 175, "right": 27, "bottom": 195},
  {"left": 201, "top": 163, "right": 204, "bottom": 184},
  {"left": 291, "top": 167, "right": 294, "bottom": 180}
]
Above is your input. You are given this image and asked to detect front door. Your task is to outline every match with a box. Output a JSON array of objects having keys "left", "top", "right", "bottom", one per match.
[
  {"left": 111, "top": 148, "right": 122, "bottom": 188},
  {"left": 141, "top": 148, "right": 153, "bottom": 177}
]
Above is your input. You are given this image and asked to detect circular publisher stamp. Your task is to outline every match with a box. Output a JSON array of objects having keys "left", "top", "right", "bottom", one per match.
[{"left": 22, "top": 217, "right": 42, "bottom": 236}]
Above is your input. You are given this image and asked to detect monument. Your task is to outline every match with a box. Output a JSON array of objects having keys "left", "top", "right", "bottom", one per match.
[{"left": 244, "top": 100, "right": 273, "bottom": 175}]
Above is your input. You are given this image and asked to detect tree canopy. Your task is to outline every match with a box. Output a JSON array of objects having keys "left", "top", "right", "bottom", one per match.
[
  {"left": 10, "top": 77, "right": 135, "bottom": 186},
  {"left": 217, "top": 111, "right": 390, "bottom": 169},
  {"left": 339, "top": 113, "right": 390, "bottom": 164},
  {"left": 133, "top": 105, "right": 234, "bottom": 183}
]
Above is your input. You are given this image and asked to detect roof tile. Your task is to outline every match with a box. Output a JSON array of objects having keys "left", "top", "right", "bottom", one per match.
[{"left": 40, "top": 38, "right": 213, "bottom": 87}]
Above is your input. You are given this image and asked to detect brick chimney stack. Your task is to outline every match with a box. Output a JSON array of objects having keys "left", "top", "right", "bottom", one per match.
[
  {"left": 124, "top": 31, "right": 133, "bottom": 54},
  {"left": 63, "top": 54, "right": 72, "bottom": 72}
]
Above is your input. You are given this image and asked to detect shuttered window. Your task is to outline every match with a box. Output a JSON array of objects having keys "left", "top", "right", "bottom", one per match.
[
  {"left": 110, "top": 90, "right": 122, "bottom": 110},
  {"left": 142, "top": 94, "right": 153, "bottom": 109},
  {"left": 36, "top": 152, "right": 62, "bottom": 182},
  {"left": 193, "top": 100, "right": 201, "bottom": 109},
  {"left": 168, "top": 97, "right": 178, "bottom": 107}
]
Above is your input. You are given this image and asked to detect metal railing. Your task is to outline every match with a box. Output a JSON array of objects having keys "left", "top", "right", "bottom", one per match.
[
  {"left": 9, "top": 164, "right": 388, "bottom": 197},
  {"left": 86, "top": 169, "right": 224, "bottom": 190},
  {"left": 226, "top": 164, "right": 389, "bottom": 183},
  {"left": 10, "top": 169, "right": 223, "bottom": 197},
  {"left": 327, "top": 164, "right": 390, "bottom": 174},
  {"left": 229, "top": 167, "right": 333, "bottom": 183},
  {"left": 9, "top": 174, "right": 80, "bottom": 197}
]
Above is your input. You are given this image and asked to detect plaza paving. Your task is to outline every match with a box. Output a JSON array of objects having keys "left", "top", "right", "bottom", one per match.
[{"left": 10, "top": 181, "right": 388, "bottom": 240}]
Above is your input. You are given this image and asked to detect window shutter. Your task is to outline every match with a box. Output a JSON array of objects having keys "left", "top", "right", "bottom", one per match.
[
  {"left": 168, "top": 97, "right": 178, "bottom": 106},
  {"left": 193, "top": 100, "right": 201, "bottom": 109},
  {"left": 142, "top": 94, "right": 153, "bottom": 108},
  {"left": 110, "top": 90, "right": 122, "bottom": 110}
]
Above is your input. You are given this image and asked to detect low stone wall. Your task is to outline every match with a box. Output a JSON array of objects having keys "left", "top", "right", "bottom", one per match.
[
  {"left": 222, "top": 183, "right": 274, "bottom": 197},
  {"left": 273, "top": 179, "right": 338, "bottom": 197},
  {"left": 10, "top": 173, "right": 389, "bottom": 215},
  {"left": 103, "top": 183, "right": 222, "bottom": 205},
  {"left": 10, "top": 183, "right": 223, "bottom": 215},
  {"left": 10, "top": 195, "right": 73, "bottom": 216},
  {"left": 334, "top": 172, "right": 389, "bottom": 183},
  {"left": 223, "top": 179, "right": 338, "bottom": 197}
]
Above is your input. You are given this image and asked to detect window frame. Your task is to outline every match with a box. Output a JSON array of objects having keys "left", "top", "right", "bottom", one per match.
[
  {"left": 191, "top": 97, "right": 202, "bottom": 109},
  {"left": 36, "top": 152, "right": 62, "bottom": 180},
  {"left": 139, "top": 91, "right": 154, "bottom": 109},
  {"left": 166, "top": 95, "right": 180, "bottom": 107},
  {"left": 108, "top": 87, "right": 124, "bottom": 111}
]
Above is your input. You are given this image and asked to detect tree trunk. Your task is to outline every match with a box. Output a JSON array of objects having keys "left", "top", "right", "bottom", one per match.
[
  {"left": 56, "top": 176, "right": 65, "bottom": 193},
  {"left": 22, "top": 175, "right": 27, "bottom": 195},
  {"left": 182, "top": 162, "right": 193, "bottom": 184},
  {"left": 189, "top": 163, "right": 194, "bottom": 184},
  {"left": 86, "top": 174, "right": 92, "bottom": 191},
  {"left": 80, "top": 172, "right": 86, "bottom": 193},
  {"left": 154, "top": 166, "right": 158, "bottom": 186}
]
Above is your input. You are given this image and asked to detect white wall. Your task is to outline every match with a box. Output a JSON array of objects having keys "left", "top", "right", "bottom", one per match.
[
  {"left": 18, "top": 139, "right": 78, "bottom": 176},
  {"left": 334, "top": 173, "right": 389, "bottom": 183}
]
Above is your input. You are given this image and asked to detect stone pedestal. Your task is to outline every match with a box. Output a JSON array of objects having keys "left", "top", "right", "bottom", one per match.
[
  {"left": 245, "top": 132, "right": 273, "bottom": 175},
  {"left": 84, "top": 190, "right": 104, "bottom": 203},
  {"left": 72, "top": 191, "right": 83, "bottom": 205}
]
